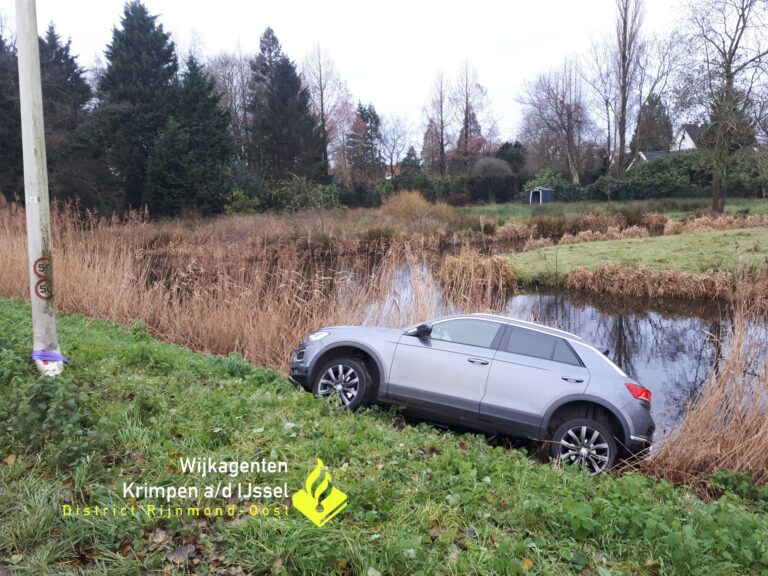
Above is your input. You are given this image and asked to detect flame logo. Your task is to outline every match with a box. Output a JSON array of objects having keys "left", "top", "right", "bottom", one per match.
[
  {"left": 293, "top": 458, "right": 348, "bottom": 527},
  {"left": 305, "top": 459, "right": 330, "bottom": 508}
]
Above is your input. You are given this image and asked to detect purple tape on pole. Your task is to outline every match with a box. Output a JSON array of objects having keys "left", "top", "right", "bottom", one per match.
[{"left": 32, "top": 350, "right": 69, "bottom": 363}]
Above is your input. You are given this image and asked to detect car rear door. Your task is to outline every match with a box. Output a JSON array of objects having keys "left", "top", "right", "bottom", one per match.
[
  {"left": 388, "top": 318, "right": 503, "bottom": 426},
  {"left": 480, "top": 326, "right": 590, "bottom": 436}
]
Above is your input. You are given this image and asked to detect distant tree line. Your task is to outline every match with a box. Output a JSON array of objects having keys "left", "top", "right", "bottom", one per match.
[{"left": 0, "top": 0, "right": 766, "bottom": 216}]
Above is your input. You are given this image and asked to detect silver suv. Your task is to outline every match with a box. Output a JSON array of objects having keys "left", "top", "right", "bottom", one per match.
[{"left": 290, "top": 313, "right": 655, "bottom": 472}]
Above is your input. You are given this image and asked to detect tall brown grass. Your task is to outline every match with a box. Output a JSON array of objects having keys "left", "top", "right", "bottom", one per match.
[
  {"left": 639, "top": 295, "right": 768, "bottom": 486},
  {"left": 0, "top": 202, "right": 502, "bottom": 369},
  {"left": 438, "top": 249, "right": 516, "bottom": 308},
  {"left": 565, "top": 263, "right": 768, "bottom": 301}
]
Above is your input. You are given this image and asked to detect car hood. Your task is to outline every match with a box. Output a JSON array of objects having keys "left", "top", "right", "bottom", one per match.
[{"left": 320, "top": 325, "right": 404, "bottom": 337}]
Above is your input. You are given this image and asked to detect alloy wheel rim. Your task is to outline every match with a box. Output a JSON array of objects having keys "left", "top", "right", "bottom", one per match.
[
  {"left": 558, "top": 425, "right": 611, "bottom": 474},
  {"left": 318, "top": 364, "right": 360, "bottom": 406}
]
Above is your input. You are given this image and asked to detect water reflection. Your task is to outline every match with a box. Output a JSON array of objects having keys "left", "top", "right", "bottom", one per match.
[{"left": 505, "top": 291, "right": 728, "bottom": 438}]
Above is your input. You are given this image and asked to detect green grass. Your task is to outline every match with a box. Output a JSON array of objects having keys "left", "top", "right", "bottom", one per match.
[
  {"left": 1, "top": 298, "right": 767, "bottom": 575},
  {"left": 508, "top": 228, "right": 768, "bottom": 285},
  {"left": 465, "top": 198, "right": 768, "bottom": 223}
]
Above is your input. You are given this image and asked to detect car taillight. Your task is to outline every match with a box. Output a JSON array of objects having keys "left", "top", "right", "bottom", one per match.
[{"left": 625, "top": 383, "right": 651, "bottom": 404}]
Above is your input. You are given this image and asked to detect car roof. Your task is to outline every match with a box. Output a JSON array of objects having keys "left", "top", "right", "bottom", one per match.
[{"left": 433, "top": 313, "right": 585, "bottom": 342}]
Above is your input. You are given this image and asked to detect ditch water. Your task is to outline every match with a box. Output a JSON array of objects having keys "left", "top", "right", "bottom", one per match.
[
  {"left": 380, "top": 265, "right": 762, "bottom": 440},
  {"left": 504, "top": 291, "right": 727, "bottom": 440}
]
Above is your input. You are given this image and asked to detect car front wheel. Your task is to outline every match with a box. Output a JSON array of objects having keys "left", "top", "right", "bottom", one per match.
[
  {"left": 312, "top": 357, "right": 370, "bottom": 411},
  {"left": 550, "top": 418, "right": 617, "bottom": 474}
]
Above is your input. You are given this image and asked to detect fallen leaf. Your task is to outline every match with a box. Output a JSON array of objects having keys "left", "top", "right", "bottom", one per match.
[
  {"left": 9, "top": 555, "right": 23, "bottom": 564},
  {"left": 521, "top": 557, "right": 535, "bottom": 571},
  {"left": 3, "top": 454, "right": 16, "bottom": 465},
  {"left": 490, "top": 534, "right": 498, "bottom": 547},
  {"left": 366, "top": 568, "right": 382, "bottom": 576},
  {"left": 118, "top": 539, "right": 132, "bottom": 557},
  {"left": 166, "top": 544, "right": 194, "bottom": 565},
  {"left": 336, "top": 560, "right": 348, "bottom": 570},
  {"left": 151, "top": 529, "right": 168, "bottom": 543}
]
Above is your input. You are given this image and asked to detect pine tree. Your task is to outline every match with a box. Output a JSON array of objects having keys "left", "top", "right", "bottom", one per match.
[
  {"left": 248, "top": 28, "right": 327, "bottom": 182},
  {"left": 346, "top": 102, "right": 382, "bottom": 181},
  {"left": 456, "top": 105, "right": 484, "bottom": 170},
  {"left": 421, "top": 119, "right": 442, "bottom": 176},
  {"left": 175, "top": 56, "right": 233, "bottom": 213},
  {"left": 400, "top": 146, "right": 422, "bottom": 176},
  {"left": 39, "top": 24, "right": 93, "bottom": 201},
  {"left": 145, "top": 118, "right": 197, "bottom": 216},
  {"left": 630, "top": 94, "right": 673, "bottom": 154},
  {"left": 0, "top": 34, "right": 22, "bottom": 200},
  {"left": 97, "top": 0, "right": 178, "bottom": 208}
]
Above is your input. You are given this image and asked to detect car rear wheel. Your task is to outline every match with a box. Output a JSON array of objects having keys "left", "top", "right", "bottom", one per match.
[
  {"left": 312, "top": 357, "right": 370, "bottom": 411},
  {"left": 550, "top": 418, "right": 617, "bottom": 474}
]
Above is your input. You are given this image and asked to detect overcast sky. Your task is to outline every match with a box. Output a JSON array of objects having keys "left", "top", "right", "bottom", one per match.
[{"left": 0, "top": 0, "right": 680, "bottom": 146}]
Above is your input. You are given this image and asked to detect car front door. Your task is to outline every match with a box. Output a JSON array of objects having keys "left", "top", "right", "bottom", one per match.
[
  {"left": 480, "top": 327, "right": 590, "bottom": 436},
  {"left": 388, "top": 318, "right": 503, "bottom": 426}
]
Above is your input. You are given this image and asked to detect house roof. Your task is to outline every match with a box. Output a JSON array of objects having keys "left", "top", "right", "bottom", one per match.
[
  {"left": 643, "top": 150, "right": 669, "bottom": 161},
  {"left": 681, "top": 124, "right": 705, "bottom": 146}
]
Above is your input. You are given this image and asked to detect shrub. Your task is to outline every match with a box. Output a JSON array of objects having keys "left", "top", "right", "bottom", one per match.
[
  {"left": 522, "top": 168, "right": 570, "bottom": 194},
  {"left": 381, "top": 190, "right": 431, "bottom": 219},
  {"left": 271, "top": 175, "right": 341, "bottom": 212},
  {"left": 466, "top": 175, "right": 516, "bottom": 203},
  {"left": 224, "top": 189, "right": 260, "bottom": 214},
  {"left": 0, "top": 355, "right": 104, "bottom": 468}
]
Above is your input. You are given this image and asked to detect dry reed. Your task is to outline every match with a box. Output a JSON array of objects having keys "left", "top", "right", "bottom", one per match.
[
  {"left": 638, "top": 295, "right": 768, "bottom": 486},
  {"left": 566, "top": 263, "right": 768, "bottom": 302},
  {"left": 438, "top": 249, "right": 517, "bottom": 308},
  {"left": 0, "top": 202, "right": 493, "bottom": 369}
]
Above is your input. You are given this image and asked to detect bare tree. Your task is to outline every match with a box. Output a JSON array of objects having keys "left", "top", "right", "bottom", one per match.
[
  {"left": 613, "top": 0, "right": 645, "bottom": 179},
  {"left": 631, "top": 32, "right": 682, "bottom": 155},
  {"left": 208, "top": 46, "right": 252, "bottom": 162},
  {"left": 686, "top": 0, "right": 768, "bottom": 212},
  {"left": 300, "top": 44, "right": 354, "bottom": 176},
  {"left": 380, "top": 115, "right": 410, "bottom": 178},
  {"left": 452, "top": 63, "right": 489, "bottom": 171},
  {"left": 520, "top": 59, "right": 589, "bottom": 184},
  {"left": 423, "top": 70, "right": 452, "bottom": 176},
  {"left": 584, "top": 37, "right": 618, "bottom": 165}
]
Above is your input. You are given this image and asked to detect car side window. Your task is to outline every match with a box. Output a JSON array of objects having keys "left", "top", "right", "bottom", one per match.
[
  {"left": 506, "top": 327, "right": 582, "bottom": 366},
  {"left": 505, "top": 327, "right": 556, "bottom": 359},
  {"left": 430, "top": 319, "right": 501, "bottom": 349},
  {"left": 552, "top": 338, "right": 582, "bottom": 366}
]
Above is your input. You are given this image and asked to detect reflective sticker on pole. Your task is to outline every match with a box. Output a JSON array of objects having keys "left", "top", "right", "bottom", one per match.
[{"left": 32, "top": 350, "right": 69, "bottom": 363}]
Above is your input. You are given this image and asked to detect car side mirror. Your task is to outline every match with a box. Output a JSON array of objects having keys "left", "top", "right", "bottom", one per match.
[{"left": 413, "top": 323, "right": 432, "bottom": 338}]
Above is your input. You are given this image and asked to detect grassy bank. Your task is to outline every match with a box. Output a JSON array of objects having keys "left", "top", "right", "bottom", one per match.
[
  {"left": 466, "top": 197, "right": 768, "bottom": 222},
  {"left": 508, "top": 228, "right": 768, "bottom": 285},
  {"left": 1, "top": 298, "right": 768, "bottom": 575}
]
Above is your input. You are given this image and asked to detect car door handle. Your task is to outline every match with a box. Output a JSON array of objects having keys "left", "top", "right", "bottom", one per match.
[
  {"left": 561, "top": 376, "right": 584, "bottom": 383},
  {"left": 468, "top": 358, "right": 489, "bottom": 365}
]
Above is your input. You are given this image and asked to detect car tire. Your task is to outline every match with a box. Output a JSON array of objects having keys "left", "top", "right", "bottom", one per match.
[
  {"left": 550, "top": 418, "right": 618, "bottom": 474},
  {"left": 312, "top": 357, "right": 370, "bottom": 411}
]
